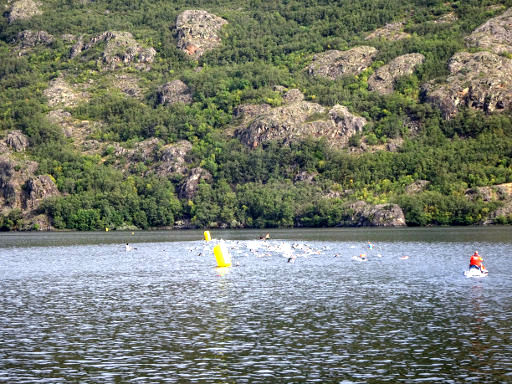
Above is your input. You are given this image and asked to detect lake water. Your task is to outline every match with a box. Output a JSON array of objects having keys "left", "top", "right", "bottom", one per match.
[{"left": 1, "top": 227, "right": 511, "bottom": 383}]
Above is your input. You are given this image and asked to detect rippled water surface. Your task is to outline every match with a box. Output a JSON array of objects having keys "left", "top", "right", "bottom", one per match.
[{"left": 1, "top": 228, "right": 511, "bottom": 383}]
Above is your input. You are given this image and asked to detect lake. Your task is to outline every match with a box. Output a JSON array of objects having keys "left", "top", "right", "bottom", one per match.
[{"left": 1, "top": 227, "right": 511, "bottom": 383}]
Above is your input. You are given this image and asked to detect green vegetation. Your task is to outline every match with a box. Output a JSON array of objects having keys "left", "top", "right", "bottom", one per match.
[{"left": 1, "top": 0, "right": 512, "bottom": 230}]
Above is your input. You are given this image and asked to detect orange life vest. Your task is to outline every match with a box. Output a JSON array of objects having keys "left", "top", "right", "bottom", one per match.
[{"left": 470, "top": 253, "right": 483, "bottom": 268}]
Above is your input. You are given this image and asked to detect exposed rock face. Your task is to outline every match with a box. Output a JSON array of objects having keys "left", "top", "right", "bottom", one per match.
[
  {"left": 465, "top": 8, "right": 512, "bottom": 55},
  {"left": 71, "top": 31, "right": 156, "bottom": 70},
  {"left": 0, "top": 156, "right": 39, "bottom": 213},
  {"left": 329, "top": 105, "right": 367, "bottom": 138},
  {"left": 179, "top": 167, "right": 212, "bottom": 199},
  {"left": 235, "top": 90, "right": 367, "bottom": 148},
  {"left": 156, "top": 140, "right": 193, "bottom": 176},
  {"left": 466, "top": 182, "right": 512, "bottom": 202},
  {"left": 368, "top": 53, "right": 425, "bottom": 95},
  {"left": 341, "top": 201, "right": 406, "bottom": 227},
  {"left": 282, "top": 88, "right": 304, "bottom": 104},
  {"left": 307, "top": 46, "right": 378, "bottom": 80},
  {"left": 6, "top": 130, "right": 29, "bottom": 152},
  {"left": 15, "top": 30, "right": 54, "bottom": 48},
  {"left": 175, "top": 10, "right": 228, "bottom": 58},
  {"left": 7, "top": 0, "right": 42, "bottom": 24},
  {"left": 24, "top": 175, "right": 59, "bottom": 210},
  {"left": 365, "top": 22, "right": 411, "bottom": 41},
  {"left": 158, "top": 80, "right": 193, "bottom": 106},
  {"left": 44, "top": 77, "right": 88, "bottom": 108},
  {"left": 423, "top": 51, "right": 512, "bottom": 119},
  {"left": 0, "top": 159, "right": 16, "bottom": 207}
]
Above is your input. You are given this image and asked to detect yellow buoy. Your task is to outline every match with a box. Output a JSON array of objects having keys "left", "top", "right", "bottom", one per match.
[
  {"left": 204, "top": 231, "right": 211, "bottom": 242},
  {"left": 214, "top": 243, "right": 232, "bottom": 267}
]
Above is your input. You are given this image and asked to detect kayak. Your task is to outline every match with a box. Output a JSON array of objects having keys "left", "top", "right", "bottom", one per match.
[{"left": 464, "top": 268, "right": 488, "bottom": 278}]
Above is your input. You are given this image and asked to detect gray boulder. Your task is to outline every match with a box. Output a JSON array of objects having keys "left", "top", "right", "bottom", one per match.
[
  {"left": 175, "top": 10, "right": 228, "bottom": 58},
  {"left": 307, "top": 46, "right": 378, "bottom": 80},
  {"left": 158, "top": 80, "right": 193, "bottom": 105},
  {"left": 7, "top": 0, "right": 42, "bottom": 24},
  {"left": 15, "top": 30, "right": 54, "bottom": 48},
  {"left": 6, "top": 130, "right": 29, "bottom": 152},
  {"left": 368, "top": 53, "right": 425, "bottom": 95},
  {"left": 71, "top": 31, "right": 156, "bottom": 70},
  {"left": 365, "top": 22, "right": 410, "bottom": 41},
  {"left": 329, "top": 105, "right": 367, "bottom": 139}
]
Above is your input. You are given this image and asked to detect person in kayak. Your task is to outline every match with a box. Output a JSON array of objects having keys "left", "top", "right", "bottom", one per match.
[{"left": 469, "top": 251, "right": 486, "bottom": 272}]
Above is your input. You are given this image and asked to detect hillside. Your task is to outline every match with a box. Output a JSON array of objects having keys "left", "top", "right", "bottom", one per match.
[{"left": 1, "top": 0, "right": 512, "bottom": 230}]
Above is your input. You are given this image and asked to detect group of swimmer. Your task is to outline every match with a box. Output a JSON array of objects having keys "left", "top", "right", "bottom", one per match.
[{"left": 128, "top": 234, "right": 488, "bottom": 275}]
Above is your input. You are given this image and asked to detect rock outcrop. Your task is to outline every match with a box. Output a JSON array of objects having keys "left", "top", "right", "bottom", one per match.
[
  {"left": 423, "top": 51, "right": 512, "bottom": 119},
  {"left": 178, "top": 167, "right": 212, "bottom": 199},
  {"left": 341, "top": 201, "right": 406, "bottom": 227},
  {"left": 156, "top": 140, "right": 193, "bottom": 176},
  {"left": 368, "top": 53, "right": 425, "bottom": 95},
  {"left": 365, "top": 22, "right": 410, "bottom": 41},
  {"left": 235, "top": 90, "right": 367, "bottom": 148},
  {"left": 70, "top": 31, "right": 156, "bottom": 70},
  {"left": 15, "top": 30, "right": 54, "bottom": 49},
  {"left": 6, "top": 130, "right": 29, "bottom": 152},
  {"left": 235, "top": 90, "right": 366, "bottom": 148},
  {"left": 0, "top": 156, "right": 39, "bottom": 213},
  {"left": 24, "top": 175, "right": 59, "bottom": 210},
  {"left": 329, "top": 105, "right": 367, "bottom": 138},
  {"left": 465, "top": 8, "right": 512, "bottom": 55},
  {"left": 175, "top": 10, "right": 228, "bottom": 58},
  {"left": 158, "top": 80, "right": 193, "bottom": 106},
  {"left": 6, "top": 0, "right": 42, "bottom": 24},
  {"left": 307, "top": 46, "right": 378, "bottom": 80}
]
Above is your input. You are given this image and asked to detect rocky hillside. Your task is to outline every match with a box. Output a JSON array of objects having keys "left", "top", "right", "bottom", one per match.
[{"left": 1, "top": 1, "right": 512, "bottom": 230}]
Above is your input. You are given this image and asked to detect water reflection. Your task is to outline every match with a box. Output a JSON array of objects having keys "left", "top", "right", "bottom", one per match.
[{"left": 0, "top": 232, "right": 511, "bottom": 382}]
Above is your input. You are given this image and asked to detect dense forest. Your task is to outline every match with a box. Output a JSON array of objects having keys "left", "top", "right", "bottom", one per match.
[{"left": 1, "top": 0, "right": 512, "bottom": 230}]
